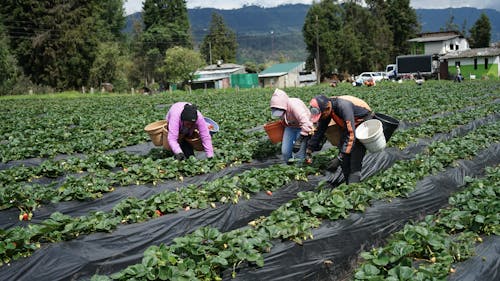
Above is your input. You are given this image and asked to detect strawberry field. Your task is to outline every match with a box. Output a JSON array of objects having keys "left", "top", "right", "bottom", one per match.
[{"left": 0, "top": 81, "right": 499, "bottom": 281}]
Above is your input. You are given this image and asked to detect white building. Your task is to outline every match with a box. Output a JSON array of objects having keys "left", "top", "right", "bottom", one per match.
[{"left": 408, "top": 31, "right": 469, "bottom": 55}]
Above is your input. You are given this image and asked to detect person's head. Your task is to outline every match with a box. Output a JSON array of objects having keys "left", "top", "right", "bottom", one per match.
[
  {"left": 309, "top": 95, "right": 331, "bottom": 123},
  {"left": 269, "top": 89, "right": 288, "bottom": 118},
  {"left": 181, "top": 103, "right": 198, "bottom": 128}
]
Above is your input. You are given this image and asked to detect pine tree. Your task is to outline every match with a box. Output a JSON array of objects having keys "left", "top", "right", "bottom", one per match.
[
  {"left": 303, "top": 1, "right": 343, "bottom": 81},
  {"left": 0, "top": 22, "right": 18, "bottom": 95},
  {"left": 0, "top": 0, "right": 125, "bottom": 90},
  {"left": 469, "top": 13, "right": 491, "bottom": 48},
  {"left": 385, "top": 0, "right": 419, "bottom": 58},
  {"left": 97, "top": 0, "right": 126, "bottom": 40},
  {"left": 199, "top": 12, "right": 237, "bottom": 65},
  {"left": 140, "top": 0, "right": 193, "bottom": 85}
]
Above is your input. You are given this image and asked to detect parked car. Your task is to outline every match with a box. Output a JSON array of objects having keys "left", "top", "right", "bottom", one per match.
[{"left": 356, "top": 72, "right": 387, "bottom": 82}]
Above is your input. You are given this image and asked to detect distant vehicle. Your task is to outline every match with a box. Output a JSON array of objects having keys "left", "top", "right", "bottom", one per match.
[
  {"left": 356, "top": 72, "right": 386, "bottom": 82},
  {"left": 386, "top": 54, "right": 440, "bottom": 79},
  {"left": 385, "top": 64, "right": 396, "bottom": 79}
]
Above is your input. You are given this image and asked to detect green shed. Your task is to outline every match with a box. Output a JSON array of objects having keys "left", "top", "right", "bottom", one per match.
[{"left": 230, "top": 73, "right": 259, "bottom": 88}]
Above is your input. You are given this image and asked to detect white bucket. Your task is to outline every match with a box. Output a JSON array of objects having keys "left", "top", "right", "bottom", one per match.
[{"left": 355, "top": 119, "right": 386, "bottom": 153}]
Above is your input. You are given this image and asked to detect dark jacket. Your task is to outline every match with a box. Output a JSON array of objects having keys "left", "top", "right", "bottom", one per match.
[{"left": 308, "top": 96, "right": 372, "bottom": 154}]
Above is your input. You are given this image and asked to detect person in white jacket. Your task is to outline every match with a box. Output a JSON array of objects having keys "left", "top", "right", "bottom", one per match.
[{"left": 269, "top": 89, "right": 314, "bottom": 164}]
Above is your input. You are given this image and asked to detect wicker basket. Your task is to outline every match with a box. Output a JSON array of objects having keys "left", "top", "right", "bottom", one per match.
[
  {"left": 144, "top": 120, "right": 167, "bottom": 146},
  {"left": 162, "top": 128, "right": 204, "bottom": 151}
]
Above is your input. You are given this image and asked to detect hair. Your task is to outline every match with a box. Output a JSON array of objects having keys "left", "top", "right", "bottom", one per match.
[{"left": 181, "top": 103, "right": 198, "bottom": 122}]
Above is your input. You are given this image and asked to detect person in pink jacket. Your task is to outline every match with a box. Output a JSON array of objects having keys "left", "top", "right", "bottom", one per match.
[
  {"left": 165, "top": 102, "right": 214, "bottom": 160},
  {"left": 269, "top": 89, "right": 314, "bottom": 164}
]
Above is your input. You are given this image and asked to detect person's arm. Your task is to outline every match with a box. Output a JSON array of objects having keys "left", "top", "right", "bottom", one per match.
[
  {"left": 196, "top": 113, "right": 214, "bottom": 158},
  {"left": 337, "top": 100, "right": 356, "bottom": 155},
  {"left": 307, "top": 117, "right": 330, "bottom": 152},
  {"left": 296, "top": 103, "right": 314, "bottom": 136},
  {"left": 167, "top": 114, "right": 183, "bottom": 155}
]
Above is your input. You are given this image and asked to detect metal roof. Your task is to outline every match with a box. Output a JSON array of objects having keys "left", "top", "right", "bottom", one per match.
[
  {"left": 408, "top": 34, "right": 460, "bottom": 43},
  {"left": 258, "top": 72, "right": 287, "bottom": 78},
  {"left": 259, "top": 62, "right": 304, "bottom": 76},
  {"left": 441, "top": 47, "right": 500, "bottom": 59}
]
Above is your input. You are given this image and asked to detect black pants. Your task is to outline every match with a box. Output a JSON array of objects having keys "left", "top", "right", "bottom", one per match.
[
  {"left": 341, "top": 139, "right": 365, "bottom": 184},
  {"left": 179, "top": 139, "right": 194, "bottom": 157}
]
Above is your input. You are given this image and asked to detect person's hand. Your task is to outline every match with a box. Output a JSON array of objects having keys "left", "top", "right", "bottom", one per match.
[
  {"left": 174, "top": 153, "right": 186, "bottom": 161},
  {"left": 326, "top": 153, "right": 344, "bottom": 172},
  {"left": 293, "top": 135, "right": 310, "bottom": 153}
]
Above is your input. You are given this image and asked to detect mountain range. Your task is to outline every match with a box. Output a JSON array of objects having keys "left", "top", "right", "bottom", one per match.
[{"left": 125, "top": 4, "right": 500, "bottom": 64}]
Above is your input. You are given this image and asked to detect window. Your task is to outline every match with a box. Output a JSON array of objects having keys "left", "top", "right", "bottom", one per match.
[
  {"left": 455, "top": 45, "right": 459, "bottom": 50},
  {"left": 485, "top": 58, "right": 489, "bottom": 69},
  {"left": 474, "top": 58, "right": 477, "bottom": 69},
  {"left": 449, "top": 44, "right": 454, "bottom": 50}
]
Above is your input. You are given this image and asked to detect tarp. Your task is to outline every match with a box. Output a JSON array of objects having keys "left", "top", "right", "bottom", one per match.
[
  {"left": 0, "top": 114, "right": 498, "bottom": 281},
  {"left": 226, "top": 143, "right": 500, "bottom": 281}
]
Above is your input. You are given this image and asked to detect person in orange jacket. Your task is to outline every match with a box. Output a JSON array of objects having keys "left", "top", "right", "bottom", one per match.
[{"left": 307, "top": 95, "right": 374, "bottom": 184}]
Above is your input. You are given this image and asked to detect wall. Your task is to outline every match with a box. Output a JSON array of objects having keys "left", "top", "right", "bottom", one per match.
[
  {"left": 424, "top": 38, "right": 469, "bottom": 55},
  {"left": 447, "top": 56, "right": 500, "bottom": 79}
]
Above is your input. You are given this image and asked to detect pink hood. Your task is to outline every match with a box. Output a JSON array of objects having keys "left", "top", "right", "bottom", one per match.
[{"left": 270, "top": 89, "right": 314, "bottom": 136}]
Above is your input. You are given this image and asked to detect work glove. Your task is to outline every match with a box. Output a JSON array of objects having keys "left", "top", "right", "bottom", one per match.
[
  {"left": 326, "top": 153, "right": 344, "bottom": 172},
  {"left": 174, "top": 153, "right": 186, "bottom": 161},
  {"left": 298, "top": 148, "right": 312, "bottom": 164},
  {"left": 293, "top": 135, "right": 309, "bottom": 153}
]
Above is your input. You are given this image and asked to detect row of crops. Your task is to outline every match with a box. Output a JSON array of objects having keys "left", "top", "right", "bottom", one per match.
[{"left": 0, "top": 80, "right": 499, "bottom": 280}]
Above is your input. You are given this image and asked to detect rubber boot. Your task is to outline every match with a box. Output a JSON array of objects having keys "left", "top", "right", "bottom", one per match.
[{"left": 347, "top": 171, "right": 361, "bottom": 184}]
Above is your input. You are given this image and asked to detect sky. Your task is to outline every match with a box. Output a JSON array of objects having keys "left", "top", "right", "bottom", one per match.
[{"left": 124, "top": 0, "right": 500, "bottom": 15}]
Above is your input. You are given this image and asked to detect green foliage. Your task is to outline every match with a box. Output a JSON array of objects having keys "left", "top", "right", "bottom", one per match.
[
  {"left": 97, "top": 0, "right": 126, "bottom": 40},
  {"left": 354, "top": 166, "right": 500, "bottom": 280},
  {"left": 385, "top": 0, "right": 419, "bottom": 58},
  {"left": 140, "top": 0, "right": 193, "bottom": 85},
  {"left": 0, "top": 23, "right": 17, "bottom": 95},
  {"left": 441, "top": 15, "right": 461, "bottom": 32},
  {"left": 469, "top": 13, "right": 491, "bottom": 48},
  {"left": 302, "top": 1, "right": 343, "bottom": 76},
  {"left": 0, "top": 1, "right": 125, "bottom": 90},
  {"left": 89, "top": 42, "right": 123, "bottom": 89},
  {"left": 199, "top": 12, "right": 238, "bottom": 64},
  {"left": 303, "top": 1, "right": 414, "bottom": 77},
  {"left": 162, "top": 46, "right": 204, "bottom": 84}
]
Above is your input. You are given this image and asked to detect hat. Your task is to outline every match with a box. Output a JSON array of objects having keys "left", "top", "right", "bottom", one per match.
[
  {"left": 309, "top": 95, "right": 330, "bottom": 123},
  {"left": 271, "top": 108, "right": 285, "bottom": 117},
  {"left": 181, "top": 104, "right": 198, "bottom": 122}
]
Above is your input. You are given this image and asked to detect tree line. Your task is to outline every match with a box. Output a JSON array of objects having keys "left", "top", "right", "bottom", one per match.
[{"left": 0, "top": 0, "right": 492, "bottom": 95}]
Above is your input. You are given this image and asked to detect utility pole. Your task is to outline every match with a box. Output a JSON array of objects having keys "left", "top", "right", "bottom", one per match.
[
  {"left": 209, "top": 41, "right": 213, "bottom": 65},
  {"left": 315, "top": 15, "right": 320, "bottom": 85},
  {"left": 270, "top": 30, "right": 275, "bottom": 58}
]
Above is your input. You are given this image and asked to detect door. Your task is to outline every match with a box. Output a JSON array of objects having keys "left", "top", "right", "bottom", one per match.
[{"left": 440, "top": 59, "right": 448, "bottom": 80}]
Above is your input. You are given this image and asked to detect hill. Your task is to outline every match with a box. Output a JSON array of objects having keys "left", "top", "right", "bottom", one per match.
[{"left": 124, "top": 5, "right": 500, "bottom": 64}]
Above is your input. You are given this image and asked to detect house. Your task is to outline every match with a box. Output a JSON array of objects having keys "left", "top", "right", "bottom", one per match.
[
  {"left": 440, "top": 47, "right": 500, "bottom": 80},
  {"left": 192, "top": 62, "right": 246, "bottom": 90},
  {"left": 258, "top": 62, "right": 309, "bottom": 88},
  {"left": 408, "top": 31, "right": 469, "bottom": 55}
]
